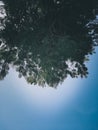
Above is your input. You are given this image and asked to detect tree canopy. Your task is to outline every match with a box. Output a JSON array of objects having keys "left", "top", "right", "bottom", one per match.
[{"left": 0, "top": 0, "right": 98, "bottom": 87}]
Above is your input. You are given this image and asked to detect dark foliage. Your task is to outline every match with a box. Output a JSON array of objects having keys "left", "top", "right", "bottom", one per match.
[{"left": 0, "top": 0, "right": 98, "bottom": 87}]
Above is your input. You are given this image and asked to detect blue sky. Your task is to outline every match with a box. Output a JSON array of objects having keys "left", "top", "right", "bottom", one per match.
[
  {"left": 0, "top": 1, "right": 98, "bottom": 129},
  {"left": 0, "top": 47, "right": 98, "bottom": 130}
]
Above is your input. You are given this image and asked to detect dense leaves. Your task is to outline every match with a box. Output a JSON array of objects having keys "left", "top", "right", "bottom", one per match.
[{"left": 0, "top": 0, "right": 98, "bottom": 87}]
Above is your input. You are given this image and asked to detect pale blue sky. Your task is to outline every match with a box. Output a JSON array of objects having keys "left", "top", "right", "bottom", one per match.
[
  {"left": 0, "top": 0, "right": 98, "bottom": 129},
  {"left": 0, "top": 47, "right": 98, "bottom": 130}
]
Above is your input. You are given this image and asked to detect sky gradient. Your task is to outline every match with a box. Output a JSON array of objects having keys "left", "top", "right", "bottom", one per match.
[{"left": 0, "top": 47, "right": 98, "bottom": 130}]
